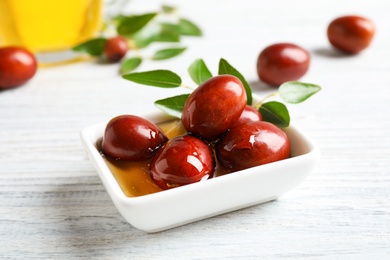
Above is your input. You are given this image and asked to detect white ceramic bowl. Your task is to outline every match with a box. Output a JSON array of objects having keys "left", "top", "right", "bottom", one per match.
[{"left": 80, "top": 112, "right": 320, "bottom": 233}]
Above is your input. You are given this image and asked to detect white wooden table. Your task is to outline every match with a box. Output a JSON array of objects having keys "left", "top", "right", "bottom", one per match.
[{"left": 1, "top": 0, "right": 389, "bottom": 258}]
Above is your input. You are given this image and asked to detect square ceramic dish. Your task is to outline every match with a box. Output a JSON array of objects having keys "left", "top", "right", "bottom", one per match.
[{"left": 80, "top": 112, "right": 320, "bottom": 233}]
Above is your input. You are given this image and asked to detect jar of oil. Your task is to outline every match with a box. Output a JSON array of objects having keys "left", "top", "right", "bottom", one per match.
[{"left": 0, "top": 0, "right": 127, "bottom": 65}]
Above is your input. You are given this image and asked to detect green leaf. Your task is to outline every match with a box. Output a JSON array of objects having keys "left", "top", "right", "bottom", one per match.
[
  {"left": 152, "top": 47, "right": 186, "bottom": 60},
  {"left": 131, "top": 23, "right": 160, "bottom": 48},
  {"left": 122, "top": 70, "right": 182, "bottom": 88},
  {"left": 72, "top": 38, "right": 107, "bottom": 56},
  {"left": 259, "top": 101, "right": 290, "bottom": 128},
  {"left": 218, "top": 58, "right": 252, "bottom": 105},
  {"left": 117, "top": 13, "right": 157, "bottom": 36},
  {"left": 178, "top": 18, "right": 202, "bottom": 36},
  {"left": 188, "top": 59, "right": 213, "bottom": 85},
  {"left": 161, "top": 5, "right": 177, "bottom": 14},
  {"left": 120, "top": 57, "right": 142, "bottom": 74},
  {"left": 132, "top": 34, "right": 155, "bottom": 49},
  {"left": 279, "top": 81, "right": 321, "bottom": 104},
  {"left": 153, "top": 23, "right": 180, "bottom": 42},
  {"left": 160, "top": 23, "right": 179, "bottom": 32},
  {"left": 131, "top": 23, "right": 180, "bottom": 48},
  {"left": 154, "top": 94, "right": 190, "bottom": 118},
  {"left": 111, "top": 15, "right": 127, "bottom": 25}
]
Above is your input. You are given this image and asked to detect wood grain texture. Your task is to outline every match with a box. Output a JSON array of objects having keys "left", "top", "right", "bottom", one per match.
[{"left": 1, "top": 0, "right": 389, "bottom": 258}]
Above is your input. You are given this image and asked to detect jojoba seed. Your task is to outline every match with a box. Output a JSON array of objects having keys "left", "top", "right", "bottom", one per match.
[
  {"left": 327, "top": 15, "right": 375, "bottom": 54},
  {"left": 216, "top": 121, "right": 290, "bottom": 172},
  {"left": 104, "top": 36, "right": 128, "bottom": 62},
  {"left": 232, "top": 105, "right": 262, "bottom": 127},
  {"left": 102, "top": 115, "right": 168, "bottom": 161},
  {"left": 257, "top": 43, "right": 310, "bottom": 87},
  {"left": 181, "top": 75, "right": 247, "bottom": 141},
  {"left": 150, "top": 135, "right": 215, "bottom": 190},
  {"left": 0, "top": 46, "right": 37, "bottom": 90}
]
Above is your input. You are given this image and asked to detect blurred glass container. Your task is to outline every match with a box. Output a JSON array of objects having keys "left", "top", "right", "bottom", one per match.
[{"left": 0, "top": 0, "right": 129, "bottom": 65}]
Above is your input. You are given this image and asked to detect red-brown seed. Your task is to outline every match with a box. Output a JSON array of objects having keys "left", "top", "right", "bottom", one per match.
[
  {"left": 0, "top": 46, "right": 37, "bottom": 89},
  {"left": 257, "top": 43, "right": 310, "bottom": 87},
  {"left": 181, "top": 75, "right": 247, "bottom": 141},
  {"left": 104, "top": 36, "right": 128, "bottom": 62},
  {"left": 102, "top": 115, "right": 168, "bottom": 161},
  {"left": 150, "top": 134, "right": 215, "bottom": 190},
  {"left": 232, "top": 105, "right": 262, "bottom": 127},
  {"left": 327, "top": 15, "right": 375, "bottom": 54},
  {"left": 216, "top": 121, "right": 290, "bottom": 172}
]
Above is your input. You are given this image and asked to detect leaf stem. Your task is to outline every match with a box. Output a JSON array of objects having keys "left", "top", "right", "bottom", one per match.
[
  {"left": 254, "top": 92, "right": 280, "bottom": 109},
  {"left": 180, "top": 84, "right": 195, "bottom": 91}
]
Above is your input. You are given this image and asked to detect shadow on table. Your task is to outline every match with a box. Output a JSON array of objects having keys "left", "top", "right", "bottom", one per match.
[{"left": 311, "top": 47, "right": 357, "bottom": 59}]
